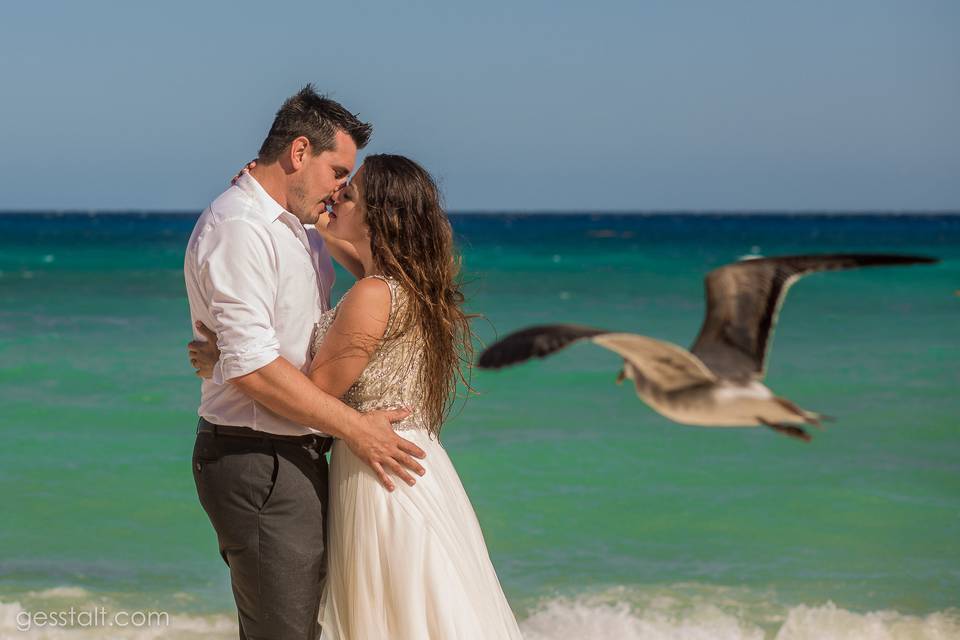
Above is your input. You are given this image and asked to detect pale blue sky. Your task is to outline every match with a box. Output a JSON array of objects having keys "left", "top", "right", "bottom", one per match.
[{"left": 0, "top": 0, "right": 957, "bottom": 211}]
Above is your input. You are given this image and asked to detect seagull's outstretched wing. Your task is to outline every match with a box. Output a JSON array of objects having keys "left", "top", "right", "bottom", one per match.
[
  {"left": 592, "top": 333, "right": 717, "bottom": 392},
  {"left": 478, "top": 324, "right": 717, "bottom": 393},
  {"left": 477, "top": 324, "right": 607, "bottom": 369},
  {"left": 689, "top": 253, "right": 938, "bottom": 380}
]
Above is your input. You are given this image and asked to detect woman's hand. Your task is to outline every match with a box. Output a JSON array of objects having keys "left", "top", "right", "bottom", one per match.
[
  {"left": 231, "top": 160, "right": 257, "bottom": 185},
  {"left": 188, "top": 322, "right": 220, "bottom": 379}
]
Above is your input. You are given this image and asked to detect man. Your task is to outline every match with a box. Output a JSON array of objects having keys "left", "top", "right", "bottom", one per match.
[{"left": 184, "top": 85, "right": 426, "bottom": 639}]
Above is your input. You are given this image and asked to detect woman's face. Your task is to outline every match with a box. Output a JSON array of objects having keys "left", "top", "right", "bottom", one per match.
[{"left": 326, "top": 165, "right": 369, "bottom": 245}]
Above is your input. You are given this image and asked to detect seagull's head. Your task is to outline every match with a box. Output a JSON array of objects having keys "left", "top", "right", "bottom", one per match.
[{"left": 618, "top": 361, "right": 639, "bottom": 384}]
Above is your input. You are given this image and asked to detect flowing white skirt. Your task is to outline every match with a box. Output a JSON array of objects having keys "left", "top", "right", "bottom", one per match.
[{"left": 319, "top": 429, "right": 523, "bottom": 640}]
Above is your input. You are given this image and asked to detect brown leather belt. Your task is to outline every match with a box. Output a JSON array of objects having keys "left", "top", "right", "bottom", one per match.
[{"left": 197, "top": 417, "right": 332, "bottom": 453}]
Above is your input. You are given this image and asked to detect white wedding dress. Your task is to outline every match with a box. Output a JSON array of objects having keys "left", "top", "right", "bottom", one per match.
[{"left": 314, "top": 275, "right": 523, "bottom": 640}]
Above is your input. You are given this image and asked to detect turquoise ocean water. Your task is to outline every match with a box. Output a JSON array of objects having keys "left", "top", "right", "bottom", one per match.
[{"left": 0, "top": 212, "right": 957, "bottom": 639}]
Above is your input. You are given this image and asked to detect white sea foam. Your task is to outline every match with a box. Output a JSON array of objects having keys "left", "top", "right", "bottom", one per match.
[
  {"left": 775, "top": 602, "right": 960, "bottom": 640},
  {"left": 1, "top": 586, "right": 958, "bottom": 639},
  {"left": 521, "top": 596, "right": 764, "bottom": 640},
  {"left": 519, "top": 589, "right": 960, "bottom": 640}
]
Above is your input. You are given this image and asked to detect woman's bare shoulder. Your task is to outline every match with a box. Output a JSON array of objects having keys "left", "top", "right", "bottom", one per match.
[{"left": 335, "top": 276, "right": 392, "bottom": 331}]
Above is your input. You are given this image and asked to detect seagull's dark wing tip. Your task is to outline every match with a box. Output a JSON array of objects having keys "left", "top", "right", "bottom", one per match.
[
  {"left": 477, "top": 324, "right": 608, "bottom": 370},
  {"left": 731, "top": 253, "right": 939, "bottom": 270},
  {"left": 864, "top": 254, "right": 939, "bottom": 266}
]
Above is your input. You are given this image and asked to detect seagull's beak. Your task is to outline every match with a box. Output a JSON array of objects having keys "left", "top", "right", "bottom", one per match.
[{"left": 615, "top": 367, "right": 626, "bottom": 385}]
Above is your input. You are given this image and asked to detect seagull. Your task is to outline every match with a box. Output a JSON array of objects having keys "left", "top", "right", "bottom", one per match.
[{"left": 477, "top": 254, "right": 938, "bottom": 442}]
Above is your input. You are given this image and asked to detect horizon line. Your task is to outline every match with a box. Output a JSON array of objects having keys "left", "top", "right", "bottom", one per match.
[{"left": 0, "top": 208, "right": 958, "bottom": 216}]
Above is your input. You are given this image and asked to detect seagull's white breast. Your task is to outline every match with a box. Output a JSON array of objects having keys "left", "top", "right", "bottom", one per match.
[
  {"left": 643, "top": 380, "right": 775, "bottom": 427},
  {"left": 712, "top": 381, "right": 773, "bottom": 403}
]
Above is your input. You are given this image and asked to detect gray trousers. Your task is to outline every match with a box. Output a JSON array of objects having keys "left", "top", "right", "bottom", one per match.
[{"left": 192, "top": 419, "right": 331, "bottom": 640}]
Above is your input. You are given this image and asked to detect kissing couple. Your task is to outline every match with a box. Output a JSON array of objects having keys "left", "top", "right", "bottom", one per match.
[{"left": 183, "top": 85, "right": 524, "bottom": 639}]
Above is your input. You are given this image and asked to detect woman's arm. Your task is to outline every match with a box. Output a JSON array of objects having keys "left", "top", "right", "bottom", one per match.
[
  {"left": 190, "top": 277, "right": 393, "bottom": 396},
  {"left": 308, "top": 276, "right": 391, "bottom": 395},
  {"left": 312, "top": 212, "right": 365, "bottom": 279},
  {"left": 186, "top": 277, "right": 419, "bottom": 489}
]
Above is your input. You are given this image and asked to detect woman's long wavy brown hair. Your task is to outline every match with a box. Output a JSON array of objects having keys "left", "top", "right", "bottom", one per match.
[{"left": 359, "top": 154, "right": 475, "bottom": 436}]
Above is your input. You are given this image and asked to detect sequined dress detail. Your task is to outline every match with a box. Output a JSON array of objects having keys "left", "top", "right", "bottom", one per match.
[
  {"left": 311, "top": 274, "right": 427, "bottom": 432},
  {"left": 314, "top": 275, "right": 524, "bottom": 640}
]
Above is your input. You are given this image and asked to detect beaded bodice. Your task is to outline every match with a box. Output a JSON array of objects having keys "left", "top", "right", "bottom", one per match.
[{"left": 311, "top": 275, "right": 429, "bottom": 432}]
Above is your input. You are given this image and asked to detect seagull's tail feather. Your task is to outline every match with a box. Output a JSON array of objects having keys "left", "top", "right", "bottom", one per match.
[
  {"left": 758, "top": 418, "right": 813, "bottom": 442},
  {"left": 774, "top": 396, "right": 832, "bottom": 430},
  {"left": 807, "top": 412, "right": 836, "bottom": 429}
]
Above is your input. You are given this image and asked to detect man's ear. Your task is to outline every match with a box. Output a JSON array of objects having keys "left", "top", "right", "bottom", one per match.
[{"left": 288, "top": 136, "right": 311, "bottom": 170}]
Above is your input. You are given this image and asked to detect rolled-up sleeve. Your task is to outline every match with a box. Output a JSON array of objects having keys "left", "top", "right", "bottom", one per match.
[{"left": 198, "top": 219, "right": 280, "bottom": 383}]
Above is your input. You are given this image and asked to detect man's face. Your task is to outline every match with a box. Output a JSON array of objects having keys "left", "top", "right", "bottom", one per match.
[{"left": 288, "top": 129, "right": 357, "bottom": 225}]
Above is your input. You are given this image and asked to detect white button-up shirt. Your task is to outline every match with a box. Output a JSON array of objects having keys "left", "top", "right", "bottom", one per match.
[{"left": 184, "top": 172, "right": 335, "bottom": 436}]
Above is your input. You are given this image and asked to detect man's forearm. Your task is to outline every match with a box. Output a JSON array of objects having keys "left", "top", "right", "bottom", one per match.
[{"left": 229, "top": 356, "right": 358, "bottom": 439}]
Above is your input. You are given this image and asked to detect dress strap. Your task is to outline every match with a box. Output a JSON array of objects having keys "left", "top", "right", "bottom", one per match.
[{"left": 363, "top": 273, "right": 398, "bottom": 289}]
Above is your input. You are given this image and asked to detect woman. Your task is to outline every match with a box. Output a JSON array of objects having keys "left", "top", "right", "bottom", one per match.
[{"left": 192, "top": 154, "right": 523, "bottom": 639}]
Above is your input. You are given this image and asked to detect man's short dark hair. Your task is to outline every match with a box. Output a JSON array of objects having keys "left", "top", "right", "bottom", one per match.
[{"left": 258, "top": 84, "right": 373, "bottom": 162}]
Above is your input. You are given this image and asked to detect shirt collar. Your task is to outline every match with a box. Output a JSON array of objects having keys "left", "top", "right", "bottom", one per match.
[{"left": 235, "top": 171, "right": 288, "bottom": 222}]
